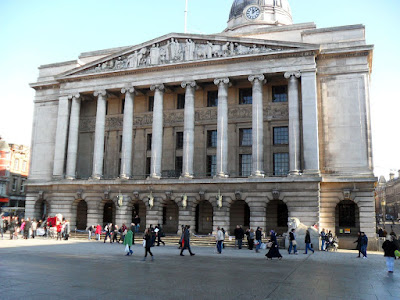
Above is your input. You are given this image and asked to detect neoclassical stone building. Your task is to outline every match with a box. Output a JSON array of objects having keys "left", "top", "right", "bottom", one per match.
[{"left": 27, "top": 0, "right": 376, "bottom": 247}]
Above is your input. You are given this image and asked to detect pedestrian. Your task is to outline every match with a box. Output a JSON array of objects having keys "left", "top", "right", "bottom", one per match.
[
  {"left": 0, "top": 216, "right": 5, "bottom": 239},
  {"left": 133, "top": 215, "right": 140, "bottom": 233},
  {"left": 124, "top": 223, "right": 132, "bottom": 244},
  {"left": 255, "top": 227, "right": 262, "bottom": 253},
  {"left": 64, "top": 220, "right": 70, "bottom": 240},
  {"left": 320, "top": 228, "right": 326, "bottom": 251},
  {"left": 360, "top": 232, "right": 368, "bottom": 259},
  {"left": 382, "top": 235, "right": 397, "bottom": 273},
  {"left": 143, "top": 228, "right": 154, "bottom": 261},
  {"left": 221, "top": 228, "right": 226, "bottom": 249},
  {"left": 248, "top": 228, "right": 255, "bottom": 250},
  {"left": 155, "top": 224, "right": 165, "bottom": 246},
  {"left": 180, "top": 225, "right": 195, "bottom": 256},
  {"left": 266, "top": 230, "right": 282, "bottom": 260},
  {"left": 56, "top": 222, "right": 62, "bottom": 241},
  {"left": 354, "top": 231, "right": 362, "bottom": 258},
  {"left": 20, "top": 219, "right": 26, "bottom": 239},
  {"left": 87, "top": 225, "right": 93, "bottom": 240},
  {"left": 378, "top": 227, "right": 384, "bottom": 237},
  {"left": 234, "top": 225, "right": 244, "bottom": 249},
  {"left": 24, "top": 218, "right": 31, "bottom": 240},
  {"left": 123, "top": 228, "right": 134, "bottom": 256},
  {"left": 304, "top": 229, "right": 315, "bottom": 254},
  {"left": 288, "top": 228, "right": 298, "bottom": 255},
  {"left": 216, "top": 226, "right": 224, "bottom": 254},
  {"left": 104, "top": 223, "right": 112, "bottom": 243},
  {"left": 112, "top": 224, "right": 119, "bottom": 243},
  {"left": 31, "top": 219, "right": 37, "bottom": 239},
  {"left": 95, "top": 224, "right": 102, "bottom": 241},
  {"left": 179, "top": 225, "right": 185, "bottom": 249}
]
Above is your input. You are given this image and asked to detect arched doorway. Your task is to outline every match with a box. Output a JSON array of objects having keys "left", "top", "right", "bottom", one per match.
[
  {"left": 266, "top": 200, "right": 288, "bottom": 235},
  {"left": 230, "top": 200, "right": 250, "bottom": 234},
  {"left": 103, "top": 201, "right": 116, "bottom": 226},
  {"left": 335, "top": 200, "right": 360, "bottom": 237},
  {"left": 162, "top": 200, "right": 179, "bottom": 234},
  {"left": 195, "top": 201, "right": 213, "bottom": 235},
  {"left": 76, "top": 200, "right": 88, "bottom": 230},
  {"left": 132, "top": 201, "right": 146, "bottom": 232}
]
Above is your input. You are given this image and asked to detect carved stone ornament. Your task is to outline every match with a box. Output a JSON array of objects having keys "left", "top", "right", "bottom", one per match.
[
  {"left": 284, "top": 71, "right": 301, "bottom": 79},
  {"left": 235, "top": 191, "right": 242, "bottom": 201},
  {"left": 165, "top": 191, "right": 172, "bottom": 200},
  {"left": 181, "top": 81, "right": 197, "bottom": 89},
  {"left": 343, "top": 189, "right": 351, "bottom": 200},
  {"left": 150, "top": 84, "right": 165, "bottom": 92},
  {"left": 94, "top": 90, "right": 107, "bottom": 97},
  {"left": 214, "top": 77, "right": 230, "bottom": 86},
  {"left": 132, "top": 191, "right": 139, "bottom": 199},
  {"left": 104, "top": 190, "right": 110, "bottom": 200},
  {"left": 68, "top": 93, "right": 81, "bottom": 100},
  {"left": 38, "top": 191, "right": 44, "bottom": 200},
  {"left": 76, "top": 190, "right": 83, "bottom": 199},
  {"left": 121, "top": 87, "right": 135, "bottom": 94},
  {"left": 272, "top": 190, "right": 280, "bottom": 200},
  {"left": 199, "top": 191, "right": 205, "bottom": 201},
  {"left": 248, "top": 74, "right": 266, "bottom": 84}
]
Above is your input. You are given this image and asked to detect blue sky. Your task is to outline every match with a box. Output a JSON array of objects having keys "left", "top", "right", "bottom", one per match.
[{"left": 0, "top": 0, "right": 399, "bottom": 178}]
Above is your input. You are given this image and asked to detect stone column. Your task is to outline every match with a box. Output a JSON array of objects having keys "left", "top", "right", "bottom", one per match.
[
  {"left": 120, "top": 87, "right": 135, "bottom": 179},
  {"left": 214, "top": 78, "right": 230, "bottom": 178},
  {"left": 65, "top": 94, "right": 81, "bottom": 179},
  {"left": 181, "top": 81, "right": 196, "bottom": 179},
  {"left": 285, "top": 71, "right": 301, "bottom": 175},
  {"left": 248, "top": 75, "right": 266, "bottom": 177},
  {"left": 301, "top": 70, "right": 320, "bottom": 175},
  {"left": 52, "top": 96, "right": 71, "bottom": 179},
  {"left": 149, "top": 84, "right": 165, "bottom": 179},
  {"left": 92, "top": 90, "right": 107, "bottom": 179}
]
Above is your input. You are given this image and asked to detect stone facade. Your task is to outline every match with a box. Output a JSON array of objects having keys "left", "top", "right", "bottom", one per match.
[{"left": 26, "top": 1, "right": 376, "bottom": 249}]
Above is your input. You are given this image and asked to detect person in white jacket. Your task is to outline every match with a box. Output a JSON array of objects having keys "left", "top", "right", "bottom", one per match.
[{"left": 216, "top": 227, "right": 225, "bottom": 254}]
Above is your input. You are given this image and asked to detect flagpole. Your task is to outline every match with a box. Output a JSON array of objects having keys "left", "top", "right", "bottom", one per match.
[{"left": 184, "top": 0, "right": 188, "bottom": 33}]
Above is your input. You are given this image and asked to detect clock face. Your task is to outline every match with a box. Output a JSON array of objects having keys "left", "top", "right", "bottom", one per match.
[{"left": 246, "top": 6, "right": 260, "bottom": 20}]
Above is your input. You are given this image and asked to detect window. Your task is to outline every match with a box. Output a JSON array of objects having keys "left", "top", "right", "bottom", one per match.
[
  {"left": 175, "top": 157, "right": 183, "bottom": 173},
  {"left": 239, "top": 88, "right": 252, "bottom": 105},
  {"left": 22, "top": 161, "right": 27, "bottom": 172},
  {"left": 12, "top": 178, "right": 17, "bottom": 191},
  {"left": 148, "top": 96, "right": 154, "bottom": 112},
  {"left": 176, "top": 132, "right": 184, "bottom": 149},
  {"left": 177, "top": 94, "right": 185, "bottom": 109},
  {"left": 121, "top": 99, "right": 125, "bottom": 114},
  {"left": 14, "top": 159, "right": 19, "bottom": 171},
  {"left": 207, "top": 130, "right": 217, "bottom": 148},
  {"left": 273, "top": 127, "right": 289, "bottom": 145},
  {"left": 273, "top": 153, "right": 289, "bottom": 176},
  {"left": 207, "top": 91, "right": 218, "bottom": 107},
  {"left": 20, "top": 180, "right": 25, "bottom": 193},
  {"left": 239, "top": 154, "right": 252, "bottom": 177},
  {"left": 146, "top": 157, "right": 151, "bottom": 176},
  {"left": 147, "top": 134, "right": 152, "bottom": 151},
  {"left": 272, "top": 86, "right": 288, "bottom": 102},
  {"left": 239, "top": 129, "right": 252, "bottom": 146},
  {"left": 206, "top": 155, "right": 216, "bottom": 177},
  {"left": 338, "top": 201, "right": 356, "bottom": 227}
]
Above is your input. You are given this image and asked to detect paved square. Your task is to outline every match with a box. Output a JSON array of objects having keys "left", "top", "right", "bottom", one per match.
[{"left": 0, "top": 239, "right": 399, "bottom": 300}]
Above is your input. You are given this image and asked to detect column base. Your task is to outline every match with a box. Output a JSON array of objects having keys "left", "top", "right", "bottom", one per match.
[
  {"left": 250, "top": 171, "right": 265, "bottom": 178},
  {"left": 302, "top": 169, "right": 321, "bottom": 176},
  {"left": 180, "top": 173, "right": 193, "bottom": 180},
  {"left": 119, "top": 174, "right": 131, "bottom": 180},
  {"left": 214, "top": 173, "right": 229, "bottom": 179},
  {"left": 65, "top": 175, "right": 76, "bottom": 180},
  {"left": 52, "top": 175, "right": 65, "bottom": 180},
  {"left": 147, "top": 174, "right": 161, "bottom": 180},
  {"left": 90, "top": 174, "right": 102, "bottom": 180},
  {"left": 289, "top": 170, "right": 301, "bottom": 176}
]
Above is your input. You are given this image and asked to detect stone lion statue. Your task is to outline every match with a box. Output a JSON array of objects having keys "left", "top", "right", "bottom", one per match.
[{"left": 286, "top": 217, "right": 320, "bottom": 250}]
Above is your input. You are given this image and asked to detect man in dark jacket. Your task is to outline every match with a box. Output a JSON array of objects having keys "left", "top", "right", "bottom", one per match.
[
  {"left": 180, "top": 225, "right": 195, "bottom": 256},
  {"left": 255, "top": 227, "right": 262, "bottom": 253},
  {"left": 234, "top": 225, "right": 245, "bottom": 249},
  {"left": 360, "top": 232, "right": 368, "bottom": 259},
  {"left": 24, "top": 218, "right": 32, "bottom": 239}
]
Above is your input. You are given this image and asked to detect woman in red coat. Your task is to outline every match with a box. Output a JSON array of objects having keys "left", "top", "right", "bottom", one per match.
[
  {"left": 56, "top": 223, "right": 62, "bottom": 241},
  {"left": 95, "top": 224, "right": 102, "bottom": 241}
]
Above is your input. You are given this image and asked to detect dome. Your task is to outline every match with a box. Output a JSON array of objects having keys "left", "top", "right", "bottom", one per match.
[{"left": 226, "top": 0, "right": 293, "bottom": 33}]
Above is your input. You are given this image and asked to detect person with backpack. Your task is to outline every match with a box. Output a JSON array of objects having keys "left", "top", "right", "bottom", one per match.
[
  {"left": 288, "top": 228, "right": 298, "bottom": 255},
  {"left": 382, "top": 235, "right": 397, "bottom": 273}
]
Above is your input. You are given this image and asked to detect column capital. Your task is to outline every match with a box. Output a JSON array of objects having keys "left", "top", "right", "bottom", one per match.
[
  {"left": 150, "top": 84, "right": 165, "bottom": 92},
  {"left": 181, "top": 81, "right": 197, "bottom": 89},
  {"left": 214, "top": 77, "right": 230, "bottom": 86},
  {"left": 68, "top": 93, "right": 80, "bottom": 100},
  {"left": 94, "top": 90, "right": 107, "bottom": 97},
  {"left": 284, "top": 71, "right": 301, "bottom": 79},
  {"left": 121, "top": 87, "right": 136, "bottom": 94},
  {"left": 248, "top": 74, "right": 266, "bottom": 84}
]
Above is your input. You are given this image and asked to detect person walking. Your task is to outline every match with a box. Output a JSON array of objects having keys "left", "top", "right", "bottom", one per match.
[
  {"left": 179, "top": 225, "right": 185, "bottom": 249},
  {"left": 255, "top": 227, "right": 263, "bottom": 253},
  {"left": 104, "top": 223, "right": 112, "bottom": 243},
  {"left": 31, "top": 219, "right": 37, "bottom": 239},
  {"left": 234, "top": 225, "right": 244, "bottom": 249},
  {"left": 0, "top": 216, "right": 5, "bottom": 239},
  {"left": 23, "top": 218, "right": 31, "bottom": 240},
  {"left": 56, "top": 222, "right": 63, "bottom": 241},
  {"left": 155, "top": 224, "right": 165, "bottom": 246},
  {"left": 360, "top": 232, "right": 368, "bottom": 259},
  {"left": 266, "top": 230, "right": 282, "bottom": 260},
  {"left": 123, "top": 228, "right": 134, "bottom": 256},
  {"left": 133, "top": 215, "right": 141, "bottom": 233},
  {"left": 320, "top": 228, "right": 326, "bottom": 251},
  {"left": 95, "top": 224, "right": 102, "bottom": 241},
  {"left": 288, "top": 228, "right": 298, "bottom": 255},
  {"left": 143, "top": 228, "right": 154, "bottom": 261},
  {"left": 382, "top": 235, "right": 397, "bottom": 273},
  {"left": 248, "top": 228, "right": 255, "bottom": 250},
  {"left": 216, "top": 226, "right": 224, "bottom": 254},
  {"left": 180, "top": 225, "right": 195, "bottom": 256},
  {"left": 304, "top": 230, "right": 315, "bottom": 254},
  {"left": 354, "top": 231, "right": 362, "bottom": 258},
  {"left": 64, "top": 220, "right": 70, "bottom": 240},
  {"left": 87, "top": 225, "right": 93, "bottom": 240}
]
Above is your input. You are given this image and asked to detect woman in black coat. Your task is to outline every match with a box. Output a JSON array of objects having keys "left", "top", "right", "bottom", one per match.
[
  {"left": 265, "top": 230, "right": 282, "bottom": 260},
  {"left": 382, "top": 235, "right": 397, "bottom": 273},
  {"left": 143, "top": 228, "right": 154, "bottom": 261},
  {"left": 354, "top": 231, "right": 362, "bottom": 258}
]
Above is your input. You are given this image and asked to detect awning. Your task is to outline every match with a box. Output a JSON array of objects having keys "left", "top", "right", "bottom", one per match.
[{"left": 0, "top": 198, "right": 9, "bottom": 203}]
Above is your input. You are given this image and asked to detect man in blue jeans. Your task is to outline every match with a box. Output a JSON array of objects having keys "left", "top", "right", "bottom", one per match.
[
  {"left": 288, "top": 229, "right": 298, "bottom": 254},
  {"left": 320, "top": 228, "right": 326, "bottom": 251},
  {"left": 255, "top": 227, "right": 262, "bottom": 253},
  {"left": 216, "top": 226, "right": 224, "bottom": 254},
  {"left": 304, "top": 229, "right": 315, "bottom": 254},
  {"left": 360, "top": 232, "right": 368, "bottom": 259}
]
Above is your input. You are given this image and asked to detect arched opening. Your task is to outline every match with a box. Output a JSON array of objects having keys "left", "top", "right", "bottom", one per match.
[
  {"left": 195, "top": 201, "right": 213, "bottom": 235},
  {"left": 230, "top": 200, "right": 250, "bottom": 234},
  {"left": 76, "top": 200, "right": 88, "bottom": 230},
  {"left": 35, "top": 200, "right": 50, "bottom": 221},
  {"left": 103, "top": 201, "right": 116, "bottom": 226},
  {"left": 266, "top": 200, "right": 288, "bottom": 236},
  {"left": 335, "top": 200, "right": 360, "bottom": 237},
  {"left": 162, "top": 200, "right": 179, "bottom": 234},
  {"left": 131, "top": 201, "right": 146, "bottom": 232}
]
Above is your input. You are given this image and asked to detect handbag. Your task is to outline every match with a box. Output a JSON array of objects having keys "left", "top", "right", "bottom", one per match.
[
  {"left": 395, "top": 250, "right": 400, "bottom": 258},
  {"left": 142, "top": 240, "right": 146, "bottom": 248},
  {"left": 267, "top": 242, "right": 273, "bottom": 248},
  {"left": 292, "top": 240, "right": 297, "bottom": 246},
  {"left": 125, "top": 244, "right": 130, "bottom": 253}
]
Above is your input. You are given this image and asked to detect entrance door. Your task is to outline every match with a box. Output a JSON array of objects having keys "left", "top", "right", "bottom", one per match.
[
  {"left": 230, "top": 200, "right": 250, "bottom": 233},
  {"left": 162, "top": 201, "right": 179, "bottom": 234},
  {"left": 195, "top": 201, "right": 213, "bottom": 234},
  {"left": 76, "top": 200, "right": 88, "bottom": 230},
  {"left": 103, "top": 201, "right": 115, "bottom": 225},
  {"left": 132, "top": 201, "right": 146, "bottom": 231},
  {"left": 266, "top": 200, "right": 288, "bottom": 235}
]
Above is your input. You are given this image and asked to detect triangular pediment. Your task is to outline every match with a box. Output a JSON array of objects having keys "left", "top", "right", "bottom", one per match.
[{"left": 60, "top": 33, "right": 318, "bottom": 79}]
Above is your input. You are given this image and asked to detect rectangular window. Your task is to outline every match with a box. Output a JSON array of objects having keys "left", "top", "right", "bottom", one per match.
[
  {"left": 206, "top": 155, "right": 216, "bottom": 177},
  {"left": 239, "top": 154, "right": 252, "bottom": 177},
  {"left": 239, "top": 129, "right": 252, "bottom": 146},
  {"left": 273, "top": 127, "right": 289, "bottom": 145},
  {"left": 176, "top": 132, "right": 184, "bottom": 149},
  {"left": 147, "top": 134, "right": 152, "bottom": 151},
  {"left": 175, "top": 156, "right": 183, "bottom": 174},
  {"left": 207, "top": 91, "right": 218, "bottom": 107},
  {"left": 273, "top": 153, "right": 289, "bottom": 176},
  {"left": 148, "top": 96, "right": 154, "bottom": 112},
  {"left": 22, "top": 161, "right": 27, "bottom": 172},
  {"left": 12, "top": 178, "right": 17, "bottom": 191},
  {"left": 146, "top": 157, "right": 151, "bottom": 176},
  {"left": 207, "top": 130, "right": 217, "bottom": 148},
  {"left": 239, "top": 88, "right": 252, "bottom": 105},
  {"left": 272, "top": 86, "right": 288, "bottom": 103},
  {"left": 177, "top": 94, "right": 185, "bottom": 109},
  {"left": 14, "top": 159, "right": 19, "bottom": 171}
]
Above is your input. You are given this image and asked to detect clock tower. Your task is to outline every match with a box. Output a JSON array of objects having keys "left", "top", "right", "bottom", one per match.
[{"left": 225, "top": 0, "right": 293, "bottom": 33}]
